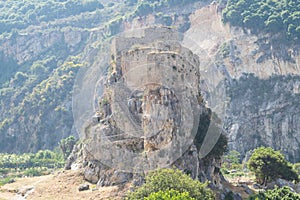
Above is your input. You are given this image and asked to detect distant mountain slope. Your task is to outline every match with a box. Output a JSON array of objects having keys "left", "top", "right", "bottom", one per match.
[
  {"left": 0, "top": 0, "right": 206, "bottom": 153},
  {"left": 0, "top": 0, "right": 104, "bottom": 34},
  {"left": 1, "top": 0, "right": 300, "bottom": 164},
  {"left": 0, "top": 0, "right": 137, "bottom": 152},
  {"left": 223, "top": 0, "right": 300, "bottom": 42}
]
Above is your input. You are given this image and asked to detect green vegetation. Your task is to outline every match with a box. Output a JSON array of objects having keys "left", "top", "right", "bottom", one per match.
[
  {"left": 145, "top": 189, "right": 196, "bottom": 200},
  {"left": 0, "top": 150, "right": 63, "bottom": 169},
  {"left": 293, "top": 163, "right": 300, "bottom": 177},
  {"left": 0, "top": 136, "right": 76, "bottom": 186},
  {"left": 222, "top": 0, "right": 300, "bottom": 41},
  {"left": 219, "top": 42, "right": 230, "bottom": 58},
  {"left": 0, "top": 56, "right": 82, "bottom": 152},
  {"left": 59, "top": 135, "right": 77, "bottom": 159},
  {"left": 127, "top": 168, "right": 214, "bottom": 200},
  {"left": 221, "top": 150, "right": 243, "bottom": 174},
  {"left": 0, "top": 0, "right": 104, "bottom": 34},
  {"left": 0, "top": 149, "right": 64, "bottom": 186},
  {"left": 206, "top": 133, "right": 228, "bottom": 159},
  {"left": 23, "top": 167, "right": 48, "bottom": 177},
  {"left": 247, "top": 147, "right": 299, "bottom": 185},
  {"left": 0, "top": 177, "right": 14, "bottom": 186},
  {"left": 220, "top": 150, "right": 254, "bottom": 181},
  {"left": 223, "top": 150, "right": 241, "bottom": 167},
  {"left": 195, "top": 111, "right": 228, "bottom": 160},
  {"left": 0, "top": 0, "right": 138, "bottom": 153},
  {"left": 133, "top": 0, "right": 204, "bottom": 17},
  {"left": 248, "top": 186, "right": 300, "bottom": 200}
]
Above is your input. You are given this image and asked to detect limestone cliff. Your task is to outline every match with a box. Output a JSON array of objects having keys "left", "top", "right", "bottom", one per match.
[
  {"left": 184, "top": 5, "right": 300, "bottom": 162},
  {"left": 226, "top": 74, "right": 300, "bottom": 163}
]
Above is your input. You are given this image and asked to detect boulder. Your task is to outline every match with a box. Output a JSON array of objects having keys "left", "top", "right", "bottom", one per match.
[
  {"left": 84, "top": 160, "right": 102, "bottom": 184},
  {"left": 241, "top": 184, "right": 253, "bottom": 195},
  {"left": 78, "top": 184, "right": 89, "bottom": 191}
]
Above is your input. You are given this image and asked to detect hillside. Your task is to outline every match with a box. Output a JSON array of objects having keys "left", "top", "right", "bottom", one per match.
[
  {"left": 0, "top": 0, "right": 300, "bottom": 199},
  {"left": 0, "top": 0, "right": 138, "bottom": 153},
  {"left": 0, "top": 0, "right": 299, "bottom": 162},
  {"left": 223, "top": 0, "right": 300, "bottom": 42},
  {"left": 0, "top": 0, "right": 208, "bottom": 153}
]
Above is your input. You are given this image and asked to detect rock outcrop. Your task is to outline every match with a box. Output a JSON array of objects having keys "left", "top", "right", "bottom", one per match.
[{"left": 69, "top": 27, "right": 226, "bottom": 189}]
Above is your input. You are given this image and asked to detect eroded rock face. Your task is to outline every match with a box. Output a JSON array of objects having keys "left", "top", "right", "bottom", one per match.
[
  {"left": 0, "top": 29, "right": 88, "bottom": 65},
  {"left": 74, "top": 27, "right": 224, "bottom": 188},
  {"left": 225, "top": 74, "right": 300, "bottom": 162},
  {"left": 185, "top": 5, "right": 300, "bottom": 163}
]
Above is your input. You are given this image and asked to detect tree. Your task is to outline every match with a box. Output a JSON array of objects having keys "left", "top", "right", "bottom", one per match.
[
  {"left": 194, "top": 111, "right": 228, "bottom": 160},
  {"left": 224, "top": 150, "right": 240, "bottom": 164},
  {"left": 13, "top": 71, "right": 28, "bottom": 86},
  {"left": 206, "top": 133, "right": 228, "bottom": 159},
  {"left": 265, "top": 14, "right": 283, "bottom": 33},
  {"left": 82, "top": 0, "right": 104, "bottom": 12},
  {"left": 222, "top": 0, "right": 300, "bottom": 42},
  {"left": 247, "top": 147, "right": 299, "bottom": 185},
  {"left": 126, "top": 168, "right": 214, "bottom": 200},
  {"left": 59, "top": 136, "right": 76, "bottom": 160},
  {"left": 134, "top": 2, "right": 153, "bottom": 16},
  {"left": 35, "top": 150, "right": 54, "bottom": 159},
  {"left": 223, "top": 150, "right": 242, "bottom": 171},
  {"left": 248, "top": 186, "right": 300, "bottom": 200}
]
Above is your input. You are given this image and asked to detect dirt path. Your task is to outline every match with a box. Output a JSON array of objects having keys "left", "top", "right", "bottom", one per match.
[
  {"left": 0, "top": 170, "right": 128, "bottom": 200},
  {"left": 0, "top": 175, "right": 50, "bottom": 200}
]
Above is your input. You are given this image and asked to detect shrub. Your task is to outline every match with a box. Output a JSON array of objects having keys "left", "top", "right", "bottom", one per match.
[
  {"left": 224, "top": 191, "right": 234, "bottom": 200},
  {"left": 248, "top": 186, "right": 300, "bottom": 200},
  {"left": 126, "top": 168, "right": 214, "bottom": 200},
  {"left": 23, "top": 168, "right": 43, "bottom": 177},
  {"left": 145, "top": 189, "right": 195, "bottom": 200},
  {"left": 293, "top": 163, "right": 300, "bottom": 176}
]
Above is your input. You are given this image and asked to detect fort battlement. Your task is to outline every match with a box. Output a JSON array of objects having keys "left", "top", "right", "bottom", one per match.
[
  {"left": 111, "top": 26, "right": 180, "bottom": 60},
  {"left": 111, "top": 28, "right": 200, "bottom": 96}
]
